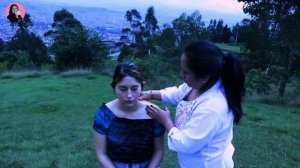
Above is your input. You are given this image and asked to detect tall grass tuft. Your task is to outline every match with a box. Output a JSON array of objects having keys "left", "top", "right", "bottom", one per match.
[
  {"left": 60, "top": 69, "right": 92, "bottom": 77},
  {"left": 245, "top": 82, "right": 300, "bottom": 107},
  {"left": 0, "top": 70, "right": 53, "bottom": 79}
]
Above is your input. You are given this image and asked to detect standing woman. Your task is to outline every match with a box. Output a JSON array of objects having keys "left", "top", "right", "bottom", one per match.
[
  {"left": 93, "top": 62, "right": 165, "bottom": 168},
  {"left": 7, "top": 4, "right": 23, "bottom": 23},
  {"left": 142, "top": 40, "right": 245, "bottom": 168}
]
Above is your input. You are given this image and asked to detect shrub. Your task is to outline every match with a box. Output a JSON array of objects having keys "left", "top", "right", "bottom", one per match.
[
  {"left": 121, "top": 54, "right": 181, "bottom": 89},
  {"left": 246, "top": 69, "right": 270, "bottom": 94},
  {"left": 0, "top": 62, "right": 6, "bottom": 72},
  {"left": 12, "top": 51, "right": 35, "bottom": 70},
  {"left": 97, "top": 60, "right": 118, "bottom": 76},
  {"left": 266, "top": 66, "right": 289, "bottom": 84}
]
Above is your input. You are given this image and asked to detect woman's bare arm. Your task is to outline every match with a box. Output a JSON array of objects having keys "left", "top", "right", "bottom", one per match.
[
  {"left": 147, "top": 135, "right": 164, "bottom": 168},
  {"left": 94, "top": 131, "right": 115, "bottom": 168}
]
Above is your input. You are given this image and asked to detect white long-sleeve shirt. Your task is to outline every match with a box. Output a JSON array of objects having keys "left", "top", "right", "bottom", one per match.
[{"left": 160, "top": 80, "right": 234, "bottom": 168}]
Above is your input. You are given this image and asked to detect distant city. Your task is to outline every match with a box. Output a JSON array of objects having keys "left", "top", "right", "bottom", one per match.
[{"left": 0, "top": 0, "right": 245, "bottom": 45}]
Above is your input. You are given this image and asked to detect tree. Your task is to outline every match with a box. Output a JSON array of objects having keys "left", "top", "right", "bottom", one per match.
[
  {"left": 118, "top": 44, "right": 134, "bottom": 62},
  {"left": 123, "top": 9, "right": 143, "bottom": 43},
  {"left": 238, "top": 0, "right": 300, "bottom": 96},
  {"left": 222, "top": 24, "right": 232, "bottom": 43},
  {"left": 7, "top": 30, "right": 49, "bottom": 69},
  {"left": 5, "top": 13, "right": 49, "bottom": 69},
  {"left": 215, "top": 19, "right": 224, "bottom": 42},
  {"left": 208, "top": 19, "right": 217, "bottom": 42},
  {"left": 22, "top": 13, "right": 33, "bottom": 30},
  {"left": 144, "top": 6, "right": 160, "bottom": 36},
  {"left": 231, "top": 23, "right": 240, "bottom": 44},
  {"left": 172, "top": 11, "right": 208, "bottom": 49},
  {"left": 47, "top": 9, "right": 108, "bottom": 70},
  {"left": 121, "top": 7, "right": 161, "bottom": 57},
  {"left": 0, "top": 51, "right": 17, "bottom": 70},
  {"left": 0, "top": 38, "right": 4, "bottom": 52},
  {"left": 153, "top": 24, "right": 178, "bottom": 60}
]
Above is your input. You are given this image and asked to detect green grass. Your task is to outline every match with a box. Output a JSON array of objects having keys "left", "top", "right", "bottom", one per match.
[
  {"left": 216, "top": 43, "right": 243, "bottom": 53},
  {"left": 233, "top": 103, "right": 300, "bottom": 167},
  {"left": 0, "top": 74, "right": 299, "bottom": 167}
]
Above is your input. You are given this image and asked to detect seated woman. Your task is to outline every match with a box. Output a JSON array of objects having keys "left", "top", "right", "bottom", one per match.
[{"left": 93, "top": 62, "right": 165, "bottom": 168}]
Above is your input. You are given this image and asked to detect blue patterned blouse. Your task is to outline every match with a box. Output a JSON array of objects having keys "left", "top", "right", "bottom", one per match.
[{"left": 93, "top": 103, "right": 165, "bottom": 163}]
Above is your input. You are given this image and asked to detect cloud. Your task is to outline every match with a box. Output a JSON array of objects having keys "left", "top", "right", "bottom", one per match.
[
  {"left": 151, "top": 0, "right": 244, "bottom": 14},
  {"left": 37, "top": 0, "right": 244, "bottom": 14}
]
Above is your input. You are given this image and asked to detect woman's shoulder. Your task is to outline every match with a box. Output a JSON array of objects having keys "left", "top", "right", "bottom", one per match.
[
  {"left": 95, "top": 101, "right": 116, "bottom": 118},
  {"left": 93, "top": 102, "right": 116, "bottom": 134},
  {"left": 139, "top": 100, "right": 158, "bottom": 108},
  {"left": 105, "top": 99, "right": 118, "bottom": 110}
]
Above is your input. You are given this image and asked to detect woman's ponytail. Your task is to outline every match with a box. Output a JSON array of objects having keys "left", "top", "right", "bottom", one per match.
[
  {"left": 184, "top": 41, "right": 245, "bottom": 123},
  {"left": 221, "top": 52, "right": 245, "bottom": 123}
]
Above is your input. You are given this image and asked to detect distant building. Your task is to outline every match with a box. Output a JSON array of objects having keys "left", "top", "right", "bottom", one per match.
[
  {"left": 108, "top": 52, "right": 120, "bottom": 60},
  {"left": 103, "top": 40, "right": 124, "bottom": 60}
]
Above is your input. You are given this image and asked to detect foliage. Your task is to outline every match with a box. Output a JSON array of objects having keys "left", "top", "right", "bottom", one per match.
[
  {"left": 4, "top": 13, "right": 49, "bottom": 69},
  {"left": 99, "top": 59, "right": 119, "bottom": 76},
  {"left": 121, "top": 9, "right": 143, "bottom": 44},
  {"left": 0, "top": 38, "right": 5, "bottom": 52},
  {"left": 6, "top": 30, "right": 49, "bottom": 69},
  {"left": 22, "top": 13, "right": 33, "bottom": 30},
  {"left": 47, "top": 9, "right": 108, "bottom": 71},
  {"left": 0, "top": 51, "right": 18, "bottom": 70},
  {"left": 11, "top": 51, "right": 35, "bottom": 70},
  {"left": 245, "top": 69, "right": 270, "bottom": 94},
  {"left": 207, "top": 19, "right": 233, "bottom": 43},
  {"left": 0, "top": 62, "right": 6, "bottom": 72},
  {"left": 121, "top": 54, "right": 181, "bottom": 89},
  {"left": 144, "top": 6, "right": 160, "bottom": 36},
  {"left": 171, "top": 11, "right": 209, "bottom": 49},
  {"left": 120, "top": 7, "right": 160, "bottom": 57},
  {"left": 266, "top": 66, "right": 289, "bottom": 85},
  {"left": 237, "top": 0, "right": 300, "bottom": 95},
  {"left": 118, "top": 44, "right": 134, "bottom": 62}
]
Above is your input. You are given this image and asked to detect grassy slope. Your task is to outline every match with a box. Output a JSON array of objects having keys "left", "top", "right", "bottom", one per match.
[
  {"left": 216, "top": 43, "right": 242, "bottom": 53},
  {"left": 0, "top": 75, "right": 299, "bottom": 167}
]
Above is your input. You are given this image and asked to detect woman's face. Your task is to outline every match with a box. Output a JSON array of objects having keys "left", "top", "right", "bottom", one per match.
[
  {"left": 115, "top": 76, "right": 142, "bottom": 108},
  {"left": 180, "top": 53, "right": 208, "bottom": 90},
  {"left": 11, "top": 5, "right": 18, "bottom": 14}
]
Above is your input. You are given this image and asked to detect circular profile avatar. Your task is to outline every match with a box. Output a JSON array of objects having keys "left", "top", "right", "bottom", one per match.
[{"left": 6, "top": 3, "right": 25, "bottom": 23}]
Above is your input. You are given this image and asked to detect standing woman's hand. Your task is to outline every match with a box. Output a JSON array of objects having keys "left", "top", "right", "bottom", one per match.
[
  {"left": 146, "top": 105, "right": 174, "bottom": 131},
  {"left": 139, "top": 90, "right": 153, "bottom": 100}
]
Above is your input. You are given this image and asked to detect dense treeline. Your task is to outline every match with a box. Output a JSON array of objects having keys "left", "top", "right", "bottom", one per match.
[{"left": 0, "top": 3, "right": 299, "bottom": 97}]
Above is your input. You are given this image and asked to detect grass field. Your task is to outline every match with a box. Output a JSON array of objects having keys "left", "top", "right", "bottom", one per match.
[
  {"left": 216, "top": 43, "right": 242, "bottom": 53},
  {"left": 0, "top": 74, "right": 299, "bottom": 168}
]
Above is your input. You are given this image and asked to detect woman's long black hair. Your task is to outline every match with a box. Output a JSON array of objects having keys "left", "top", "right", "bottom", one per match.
[{"left": 184, "top": 40, "right": 245, "bottom": 123}]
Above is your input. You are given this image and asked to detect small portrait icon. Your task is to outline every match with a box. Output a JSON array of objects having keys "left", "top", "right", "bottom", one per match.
[{"left": 6, "top": 3, "right": 25, "bottom": 23}]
